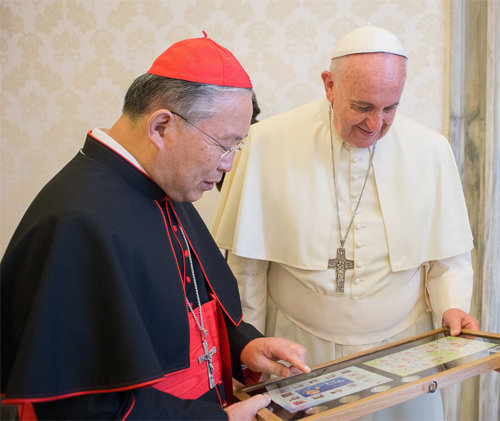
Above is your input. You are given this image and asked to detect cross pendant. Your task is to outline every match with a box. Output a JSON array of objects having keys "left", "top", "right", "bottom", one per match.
[
  {"left": 198, "top": 330, "right": 217, "bottom": 389},
  {"left": 328, "top": 247, "right": 354, "bottom": 293}
]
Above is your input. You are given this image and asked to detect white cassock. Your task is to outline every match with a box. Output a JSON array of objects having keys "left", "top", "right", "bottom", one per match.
[{"left": 213, "top": 98, "right": 474, "bottom": 420}]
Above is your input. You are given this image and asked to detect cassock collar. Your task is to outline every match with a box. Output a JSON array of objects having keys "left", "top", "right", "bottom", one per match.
[
  {"left": 82, "top": 133, "right": 167, "bottom": 202},
  {"left": 90, "top": 128, "right": 148, "bottom": 173}
]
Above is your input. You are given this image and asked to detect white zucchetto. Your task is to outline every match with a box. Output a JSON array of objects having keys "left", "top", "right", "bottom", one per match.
[{"left": 331, "top": 25, "right": 407, "bottom": 59}]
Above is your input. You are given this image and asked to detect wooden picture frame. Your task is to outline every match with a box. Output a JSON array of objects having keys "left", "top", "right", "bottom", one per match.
[{"left": 234, "top": 328, "right": 500, "bottom": 420}]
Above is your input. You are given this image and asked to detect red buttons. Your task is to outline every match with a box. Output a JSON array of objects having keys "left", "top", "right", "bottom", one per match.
[
  {"left": 186, "top": 276, "right": 191, "bottom": 283},
  {"left": 184, "top": 250, "right": 189, "bottom": 258},
  {"left": 172, "top": 225, "right": 177, "bottom": 232}
]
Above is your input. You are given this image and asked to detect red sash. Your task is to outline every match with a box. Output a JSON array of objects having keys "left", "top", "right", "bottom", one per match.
[{"left": 152, "top": 299, "right": 222, "bottom": 399}]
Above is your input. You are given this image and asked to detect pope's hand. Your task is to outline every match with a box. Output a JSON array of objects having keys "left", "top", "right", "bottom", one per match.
[
  {"left": 441, "top": 309, "right": 500, "bottom": 373},
  {"left": 224, "top": 393, "right": 270, "bottom": 421},
  {"left": 442, "top": 308, "right": 480, "bottom": 336},
  {"left": 240, "top": 337, "right": 310, "bottom": 378}
]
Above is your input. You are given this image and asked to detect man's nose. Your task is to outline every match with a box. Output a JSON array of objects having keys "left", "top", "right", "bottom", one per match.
[
  {"left": 365, "top": 111, "right": 384, "bottom": 132},
  {"left": 217, "top": 151, "right": 236, "bottom": 173}
]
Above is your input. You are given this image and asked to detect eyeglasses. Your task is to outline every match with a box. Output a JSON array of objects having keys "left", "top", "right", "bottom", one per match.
[{"left": 171, "top": 111, "right": 246, "bottom": 159}]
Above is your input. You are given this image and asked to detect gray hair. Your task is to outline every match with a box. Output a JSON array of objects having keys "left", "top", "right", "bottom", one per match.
[
  {"left": 329, "top": 56, "right": 348, "bottom": 81},
  {"left": 123, "top": 73, "right": 251, "bottom": 123},
  {"left": 329, "top": 54, "right": 407, "bottom": 81}
]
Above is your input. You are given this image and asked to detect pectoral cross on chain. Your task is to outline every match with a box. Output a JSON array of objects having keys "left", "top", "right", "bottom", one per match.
[
  {"left": 328, "top": 247, "right": 354, "bottom": 293},
  {"left": 198, "top": 329, "right": 217, "bottom": 389}
]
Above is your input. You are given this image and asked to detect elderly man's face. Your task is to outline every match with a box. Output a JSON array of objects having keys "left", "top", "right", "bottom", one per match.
[
  {"left": 322, "top": 53, "right": 406, "bottom": 148},
  {"left": 159, "top": 90, "right": 253, "bottom": 202}
]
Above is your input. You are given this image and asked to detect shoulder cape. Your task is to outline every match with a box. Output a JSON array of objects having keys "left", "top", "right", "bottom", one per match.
[
  {"left": 1, "top": 136, "right": 245, "bottom": 402},
  {"left": 213, "top": 98, "right": 473, "bottom": 271}
]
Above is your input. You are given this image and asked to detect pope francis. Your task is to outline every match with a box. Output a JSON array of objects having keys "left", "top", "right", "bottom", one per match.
[{"left": 212, "top": 26, "right": 479, "bottom": 420}]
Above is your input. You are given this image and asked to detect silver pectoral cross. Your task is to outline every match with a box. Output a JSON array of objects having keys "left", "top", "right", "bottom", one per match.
[
  {"left": 198, "top": 330, "right": 217, "bottom": 389},
  {"left": 328, "top": 247, "right": 354, "bottom": 293}
]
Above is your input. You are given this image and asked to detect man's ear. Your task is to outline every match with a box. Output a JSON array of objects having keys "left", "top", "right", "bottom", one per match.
[
  {"left": 147, "top": 109, "right": 174, "bottom": 149},
  {"left": 321, "top": 71, "right": 335, "bottom": 103}
]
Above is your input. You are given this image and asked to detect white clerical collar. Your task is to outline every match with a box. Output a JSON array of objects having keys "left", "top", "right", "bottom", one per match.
[{"left": 90, "top": 128, "right": 148, "bottom": 174}]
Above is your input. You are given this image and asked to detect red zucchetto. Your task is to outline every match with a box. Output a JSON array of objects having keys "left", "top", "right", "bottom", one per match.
[{"left": 147, "top": 31, "right": 252, "bottom": 88}]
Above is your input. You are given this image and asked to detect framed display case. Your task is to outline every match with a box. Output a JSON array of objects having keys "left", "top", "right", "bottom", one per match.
[{"left": 234, "top": 328, "right": 500, "bottom": 420}]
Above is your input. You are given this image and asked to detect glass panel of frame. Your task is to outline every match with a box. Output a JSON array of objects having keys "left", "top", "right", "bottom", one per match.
[{"left": 240, "top": 329, "right": 500, "bottom": 420}]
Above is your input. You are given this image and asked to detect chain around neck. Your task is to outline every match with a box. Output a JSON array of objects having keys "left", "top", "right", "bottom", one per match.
[
  {"left": 329, "top": 104, "right": 376, "bottom": 247},
  {"left": 179, "top": 225, "right": 206, "bottom": 335}
]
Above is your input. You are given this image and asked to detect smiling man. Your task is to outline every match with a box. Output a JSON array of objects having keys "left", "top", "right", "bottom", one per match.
[
  {"left": 213, "top": 26, "right": 478, "bottom": 420},
  {"left": 324, "top": 52, "right": 406, "bottom": 148},
  {"left": 0, "top": 34, "right": 310, "bottom": 420}
]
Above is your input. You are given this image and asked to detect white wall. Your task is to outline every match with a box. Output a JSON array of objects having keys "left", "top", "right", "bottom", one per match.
[{"left": 1, "top": 0, "right": 451, "bottom": 252}]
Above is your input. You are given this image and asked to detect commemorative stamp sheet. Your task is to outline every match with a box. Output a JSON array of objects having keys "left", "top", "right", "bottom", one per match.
[
  {"left": 363, "top": 336, "right": 497, "bottom": 377},
  {"left": 268, "top": 366, "right": 392, "bottom": 413}
]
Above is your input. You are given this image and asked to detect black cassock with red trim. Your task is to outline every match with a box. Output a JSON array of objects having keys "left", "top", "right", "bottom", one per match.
[{"left": 1, "top": 135, "right": 262, "bottom": 420}]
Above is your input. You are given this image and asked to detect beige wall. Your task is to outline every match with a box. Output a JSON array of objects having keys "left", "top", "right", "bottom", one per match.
[{"left": 1, "top": 0, "right": 451, "bottom": 253}]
